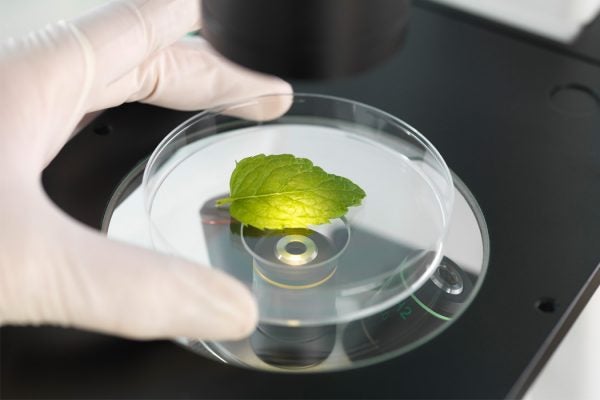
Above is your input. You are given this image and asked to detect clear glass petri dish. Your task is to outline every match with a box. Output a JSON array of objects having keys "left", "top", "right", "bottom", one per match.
[
  {"left": 143, "top": 93, "right": 454, "bottom": 328},
  {"left": 104, "top": 157, "right": 488, "bottom": 372}
]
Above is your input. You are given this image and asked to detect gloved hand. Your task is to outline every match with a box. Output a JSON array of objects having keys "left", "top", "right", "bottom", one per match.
[{"left": 0, "top": 0, "right": 292, "bottom": 340}]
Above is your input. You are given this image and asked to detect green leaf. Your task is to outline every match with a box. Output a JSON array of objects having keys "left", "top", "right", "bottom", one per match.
[{"left": 216, "top": 154, "right": 366, "bottom": 230}]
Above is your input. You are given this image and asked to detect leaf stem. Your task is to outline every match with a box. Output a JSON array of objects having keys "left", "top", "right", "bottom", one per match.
[{"left": 215, "top": 197, "right": 233, "bottom": 206}]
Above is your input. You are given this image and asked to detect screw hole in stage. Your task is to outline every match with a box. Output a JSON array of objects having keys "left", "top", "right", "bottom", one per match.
[
  {"left": 93, "top": 124, "right": 113, "bottom": 136},
  {"left": 535, "top": 298, "right": 557, "bottom": 314},
  {"left": 549, "top": 83, "right": 600, "bottom": 116}
]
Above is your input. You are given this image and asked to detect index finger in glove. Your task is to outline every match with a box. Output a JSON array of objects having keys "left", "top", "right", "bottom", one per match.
[
  {"left": 74, "top": 1, "right": 292, "bottom": 120},
  {"left": 91, "top": 36, "right": 293, "bottom": 121}
]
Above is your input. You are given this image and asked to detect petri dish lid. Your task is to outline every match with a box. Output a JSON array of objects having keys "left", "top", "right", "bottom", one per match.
[{"left": 142, "top": 93, "right": 454, "bottom": 326}]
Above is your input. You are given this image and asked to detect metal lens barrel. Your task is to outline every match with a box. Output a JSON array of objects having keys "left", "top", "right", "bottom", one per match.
[{"left": 202, "top": 0, "right": 411, "bottom": 79}]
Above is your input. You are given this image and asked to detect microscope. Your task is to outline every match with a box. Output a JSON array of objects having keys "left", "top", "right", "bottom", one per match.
[{"left": 4, "top": 1, "right": 599, "bottom": 399}]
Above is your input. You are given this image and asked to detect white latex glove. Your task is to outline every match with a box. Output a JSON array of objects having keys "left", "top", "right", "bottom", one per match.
[{"left": 0, "top": 0, "right": 292, "bottom": 340}]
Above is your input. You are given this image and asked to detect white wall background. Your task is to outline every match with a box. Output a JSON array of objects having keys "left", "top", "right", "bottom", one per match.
[
  {"left": 431, "top": 0, "right": 600, "bottom": 42},
  {"left": 0, "top": 0, "right": 106, "bottom": 40}
]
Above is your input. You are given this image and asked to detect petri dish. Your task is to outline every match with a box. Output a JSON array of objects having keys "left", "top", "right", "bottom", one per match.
[
  {"left": 102, "top": 93, "right": 491, "bottom": 372},
  {"left": 104, "top": 161, "right": 489, "bottom": 372},
  {"left": 142, "top": 93, "right": 455, "bottom": 327}
]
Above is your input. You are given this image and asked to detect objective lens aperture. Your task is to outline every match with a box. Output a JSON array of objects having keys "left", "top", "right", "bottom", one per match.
[{"left": 275, "top": 235, "right": 318, "bottom": 266}]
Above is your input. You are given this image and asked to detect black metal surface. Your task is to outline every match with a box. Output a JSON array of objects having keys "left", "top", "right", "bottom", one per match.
[
  {"left": 202, "top": 0, "right": 410, "bottom": 79},
  {"left": 3, "top": 2, "right": 600, "bottom": 399}
]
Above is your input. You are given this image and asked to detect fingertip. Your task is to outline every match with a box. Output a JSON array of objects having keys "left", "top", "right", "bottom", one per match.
[
  {"left": 209, "top": 272, "right": 259, "bottom": 341},
  {"left": 169, "top": 262, "right": 259, "bottom": 341},
  {"left": 224, "top": 288, "right": 259, "bottom": 341},
  {"left": 264, "top": 79, "right": 294, "bottom": 120},
  {"left": 209, "top": 50, "right": 295, "bottom": 121},
  {"left": 229, "top": 66, "right": 294, "bottom": 122},
  {"left": 224, "top": 89, "right": 294, "bottom": 122}
]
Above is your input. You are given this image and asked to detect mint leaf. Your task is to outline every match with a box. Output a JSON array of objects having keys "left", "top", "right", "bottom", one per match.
[{"left": 216, "top": 154, "right": 366, "bottom": 230}]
